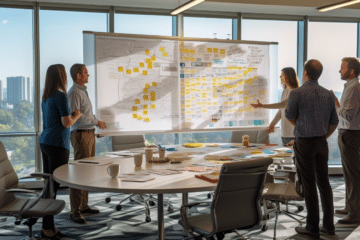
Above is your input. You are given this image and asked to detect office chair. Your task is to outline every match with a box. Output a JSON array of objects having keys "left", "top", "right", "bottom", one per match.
[
  {"left": 179, "top": 157, "right": 273, "bottom": 240},
  {"left": 0, "top": 141, "right": 65, "bottom": 239},
  {"left": 262, "top": 168, "right": 305, "bottom": 240},
  {"left": 105, "top": 135, "right": 173, "bottom": 222},
  {"left": 230, "top": 129, "right": 270, "bottom": 144}
]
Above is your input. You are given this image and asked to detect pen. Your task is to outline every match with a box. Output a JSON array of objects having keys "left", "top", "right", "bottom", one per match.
[{"left": 78, "top": 161, "right": 99, "bottom": 164}]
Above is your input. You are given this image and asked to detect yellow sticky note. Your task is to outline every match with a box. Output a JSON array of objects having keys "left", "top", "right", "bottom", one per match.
[
  {"left": 147, "top": 63, "right": 153, "bottom": 69},
  {"left": 146, "top": 58, "right": 152, "bottom": 63},
  {"left": 213, "top": 48, "right": 218, "bottom": 53},
  {"left": 207, "top": 48, "right": 212, "bottom": 53},
  {"left": 184, "top": 49, "right": 189, "bottom": 53},
  {"left": 152, "top": 82, "right": 157, "bottom": 87},
  {"left": 143, "top": 111, "right": 148, "bottom": 115},
  {"left": 118, "top": 67, "right": 123, "bottom": 72},
  {"left": 132, "top": 106, "right": 138, "bottom": 111},
  {"left": 150, "top": 91, "right": 156, "bottom": 96},
  {"left": 190, "top": 49, "right": 195, "bottom": 54},
  {"left": 143, "top": 95, "right": 149, "bottom": 101},
  {"left": 137, "top": 115, "right": 143, "bottom": 120},
  {"left": 163, "top": 52, "right": 168, "bottom": 57},
  {"left": 135, "top": 99, "right": 140, "bottom": 104},
  {"left": 150, "top": 97, "right": 156, "bottom": 101},
  {"left": 133, "top": 68, "right": 139, "bottom": 73},
  {"left": 133, "top": 114, "right": 137, "bottom": 118},
  {"left": 145, "top": 50, "right": 150, "bottom": 55},
  {"left": 143, "top": 105, "right": 148, "bottom": 109},
  {"left": 150, "top": 104, "right": 156, "bottom": 109},
  {"left": 143, "top": 70, "right": 148, "bottom": 76},
  {"left": 126, "top": 69, "right": 131, "bottom": 74},
  {"left": 159, "top": 47, "right": 165, "bottom": 52},
  {"left": 145, "top": 83, "right": 150, "bottom": 89},
  {"left": 144, "top": 117, "right": 150, "bottom": 122},
  {"left": 143, "top": 88, "right": 148, "bottom": 93},
  {"left": 151, "top": 56, "right": 156, "bottom": 61},
  {"left": 139, "top": 62, "right": 145, "bottom": 67}
]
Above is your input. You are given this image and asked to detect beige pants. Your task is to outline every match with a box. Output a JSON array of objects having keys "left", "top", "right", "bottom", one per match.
[{"left": 69, "top": 131, "right": 95, "bottom": 214}]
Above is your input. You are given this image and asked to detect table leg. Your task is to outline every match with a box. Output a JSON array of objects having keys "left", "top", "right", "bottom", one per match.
[
  {"left": 158, "top": 193, "right": 164, "bottom": 240},
  {"left": 182, "top": 193, "right": 189, "bottom": 237}
]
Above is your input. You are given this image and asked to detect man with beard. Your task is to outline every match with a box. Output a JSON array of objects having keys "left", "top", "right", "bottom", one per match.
[{"left": 334, "top": 57, "right": 360, "bottom": 224}]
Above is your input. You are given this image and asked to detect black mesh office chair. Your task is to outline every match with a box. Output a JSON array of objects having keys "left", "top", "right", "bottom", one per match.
[{"left": 179, "top": 157, "right": 273, "bottom": 240}]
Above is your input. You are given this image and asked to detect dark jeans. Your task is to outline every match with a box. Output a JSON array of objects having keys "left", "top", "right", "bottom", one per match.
[
  {"left": 294, "top": 136, "right": 334, "bottom": 232},
  {"left": 40, "top": 144, "right": 69, "bottom": 230}
]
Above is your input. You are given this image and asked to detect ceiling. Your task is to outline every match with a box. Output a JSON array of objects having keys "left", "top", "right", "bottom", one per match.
[{"left": 17, "top": 0, "right": 360, "bottom": 18}]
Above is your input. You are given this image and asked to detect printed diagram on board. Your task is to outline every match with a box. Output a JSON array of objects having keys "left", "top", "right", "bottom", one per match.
[
  {"left": 179, "top": 41, "right": 270, "bottom": 129},
  {"left": 95, "top": 37, "right": 180, "bottom": 132}
]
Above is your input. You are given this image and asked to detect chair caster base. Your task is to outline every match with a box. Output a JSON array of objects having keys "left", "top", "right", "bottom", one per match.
[{"left": 116, "top": 205, "right": 122, "bottom": 211}]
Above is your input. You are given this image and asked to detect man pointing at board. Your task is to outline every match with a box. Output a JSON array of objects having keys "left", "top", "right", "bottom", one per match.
[{"left": 68, "top": 64, "right": 107, "bottom": 224}]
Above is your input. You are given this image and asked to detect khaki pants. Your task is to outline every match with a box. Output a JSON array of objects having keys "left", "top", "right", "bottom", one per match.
[{"left": 70, "top": 131, "right": 95, "bottom": 214}]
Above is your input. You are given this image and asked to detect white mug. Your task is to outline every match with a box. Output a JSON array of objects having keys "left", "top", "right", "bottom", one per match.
[
  {"left": 134, "top": 154, "right": 143, "bottom": 167},
  {"left": 107, "top": 164, "right": 120, "bottom": 178}
]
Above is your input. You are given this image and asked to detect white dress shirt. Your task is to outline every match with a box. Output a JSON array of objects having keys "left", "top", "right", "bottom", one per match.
[{"left": 337, "top": 77, "right": 360, "bottom": 130}]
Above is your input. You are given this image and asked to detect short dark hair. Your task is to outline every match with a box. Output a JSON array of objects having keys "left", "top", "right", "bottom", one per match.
[
  {"left": 70, "top": 64, "right": 85, "bottom": 82},
  {"left": 304, "top": 59, "right": 323, "bottom": 81},
  {"left": 342, "top": 57, "right": 360, "bottom": 77}
]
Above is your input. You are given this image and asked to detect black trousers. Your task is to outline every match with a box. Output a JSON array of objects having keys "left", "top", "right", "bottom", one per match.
[
  {"left": 40, "top": 144, "right": 69, "bottom": 230},
  {"left": 294, "top": 136, "right": 334, "bottom": 232}
]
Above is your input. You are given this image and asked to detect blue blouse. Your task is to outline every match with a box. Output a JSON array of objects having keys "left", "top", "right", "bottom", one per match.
[{"left": 39, "top": 91, "right": 71, "bottom": 150}]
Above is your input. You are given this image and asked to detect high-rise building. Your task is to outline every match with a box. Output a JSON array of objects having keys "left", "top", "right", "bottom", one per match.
[
  {"left": 7, "top": 76, "right": 29, "bottom": 105},
  {"left": 0, "top": 80, "right": 2, "bottom": 103},
  {"left": 27, "top": 77, "right": 31, "bottom": 102}
]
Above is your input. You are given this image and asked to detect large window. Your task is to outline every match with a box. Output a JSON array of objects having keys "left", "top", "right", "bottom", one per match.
[
  {"left": 308, "top": 21, "right": 358, "bottom": 165},
  {"left": 184, "top": 17, "right": 232, "bottom": 39},
  {"left": 0, "top": 7, "right": 35, "bottom": 176},
  {"left": 115, "top": 14, "right": 172, "bottom": 36},
  {"left": 40, "top": 9, "right": 108, "bottom": 156}
]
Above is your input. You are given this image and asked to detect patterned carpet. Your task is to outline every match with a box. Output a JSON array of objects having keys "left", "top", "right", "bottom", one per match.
[{"left": 1, "top": 176, "right": 359, "bottom": 240}]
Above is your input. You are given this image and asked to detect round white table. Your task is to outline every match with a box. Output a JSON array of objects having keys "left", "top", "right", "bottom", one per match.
[{"left": 53, "top": 152, "right": 218, "bottom": 240}]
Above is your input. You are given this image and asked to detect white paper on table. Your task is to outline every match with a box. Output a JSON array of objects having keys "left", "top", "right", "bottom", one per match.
[
  {"left": 69, "top": 161, "right": 113, "bottom": 166},
  {"left": 121, "top": 176, "right": 156, "bottom": 182}
]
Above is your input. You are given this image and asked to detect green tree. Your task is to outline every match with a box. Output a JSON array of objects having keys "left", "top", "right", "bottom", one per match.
[
  {"left": 13, "top": 101, "right": 34, "bottom": 124},
  {"left": 0, "top": 109, "right": 14, "bottom": 126}
]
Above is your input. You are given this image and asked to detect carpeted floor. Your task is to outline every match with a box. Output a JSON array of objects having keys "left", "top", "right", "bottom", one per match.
[{"left": 1, "top": 176, "right": 359, "bottom": 240}]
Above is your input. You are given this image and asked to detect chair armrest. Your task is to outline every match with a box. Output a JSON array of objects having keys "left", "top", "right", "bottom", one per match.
[
  {"left": 6, "top": 189, "right": 39, "bottom": 197},
  {"left": 181, "top": 202, "right": 208, "bottom": 209},
  {"left": 30, "top": 172, "right": 52, "bottom": 178},
  {"left": 180, "top": 202, "right": 209, "bottom": 232}
]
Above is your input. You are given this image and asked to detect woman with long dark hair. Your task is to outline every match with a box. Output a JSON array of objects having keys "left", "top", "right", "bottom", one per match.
[
  {"left": 39, "top": 64, "right": 81, "bottom": 239},
  {"left": 251, "top": 67, "right": 300, "bottom": 145}
]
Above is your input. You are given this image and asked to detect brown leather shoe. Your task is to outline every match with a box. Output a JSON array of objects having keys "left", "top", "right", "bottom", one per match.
[
  {"left": 338, "top": 215, "right": 360, "bottom": 224},
  {"left": 70, "top": 212, "right": 86, "bottom": 224},
  {"left": 81, "top": 207, "right": 99, "bottom": 214},
  {"left": 335, "top": 208, "right": 349, "bottom": 215}
]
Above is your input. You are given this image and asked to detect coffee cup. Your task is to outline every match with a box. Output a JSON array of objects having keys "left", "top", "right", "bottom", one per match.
[
  {"left": 145, "top": 148, "right": 153, "bottom": 161},
  {"left": 107, "top": 164, "right": 120, "bottom": 178},
  {"left": 134, "top": 154, "right": 143, "bottom": 167},
  {"left": 159, "top": 148, "right": 165, "bottom": 159}
]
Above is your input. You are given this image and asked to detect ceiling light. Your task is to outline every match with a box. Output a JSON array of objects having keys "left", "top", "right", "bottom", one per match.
[
  {"left": 171, "top": 0, "right": 205, "bottom": 15},
  {"left": 317, "top": 0, "right": 360, "bottom": 12}
]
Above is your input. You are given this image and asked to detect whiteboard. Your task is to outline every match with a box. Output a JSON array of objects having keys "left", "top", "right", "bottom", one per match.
[{"left": 83, "top": 32, "right": 277, "bottom": 135}]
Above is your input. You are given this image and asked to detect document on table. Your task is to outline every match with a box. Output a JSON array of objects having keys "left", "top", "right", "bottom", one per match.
[
  {"left": 146, "top": 169, "right": 182, "bottom": 175},
  {"left": 121, "top": 176, "right": 156, "bottom": 182},
  {"left": 69, "top": 161, "right": 113, "bottom": 166}
]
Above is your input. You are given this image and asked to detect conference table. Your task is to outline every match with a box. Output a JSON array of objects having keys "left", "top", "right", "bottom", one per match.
[{"left": 53, "top": 143, "right": 292, "bottom": 240}]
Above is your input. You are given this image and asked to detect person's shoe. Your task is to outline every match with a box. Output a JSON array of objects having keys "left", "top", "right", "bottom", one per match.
[
  {"left": 295, "top": 226, "right": 320, "bottom": 239},
  {"left": 335, "top": 208, "right": 349, "bottom": 215},
  {"left": 54, "top": 227, "right": 66, "bottom": 238},
  {"left": 338, "top": 215, "right": 360, "bottom": 224},
  {"left": 70, "top": 212, "right": 86, "bottom": 224},
  {"left": 320, "top": 227, "right": 335, "bottom": 236},
  {"left": 81, "top": 207, "right": 99, "bottom": 214},
  {"left": 41, "top": 228, "right": 61, "bottom": 240}
]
